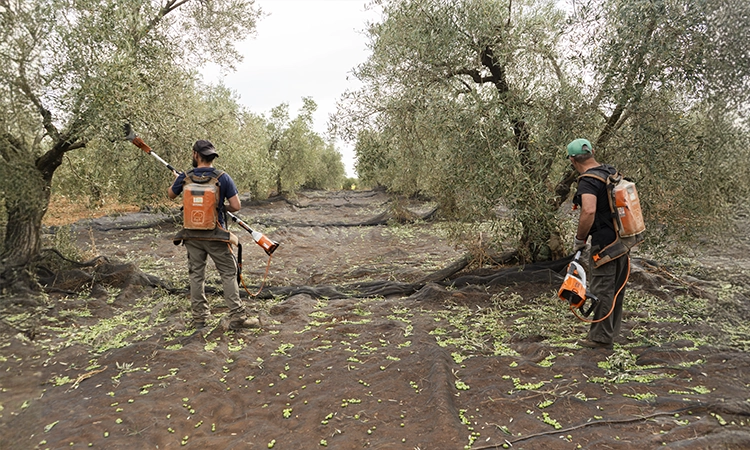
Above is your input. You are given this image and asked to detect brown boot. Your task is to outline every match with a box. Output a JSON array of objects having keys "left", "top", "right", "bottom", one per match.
[{"left": 229, "top": 317, "right": 261, "bottom": 330}]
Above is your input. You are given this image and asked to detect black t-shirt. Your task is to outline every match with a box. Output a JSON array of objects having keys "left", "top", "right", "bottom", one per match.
[{"left": 573, "top": 165, "right": 617, "bottom": 248}]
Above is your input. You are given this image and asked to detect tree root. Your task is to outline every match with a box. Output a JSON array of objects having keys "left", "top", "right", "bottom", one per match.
[
  {"left": 40, "top": 248, "right": 110, "bottom": 268},
  {"left": 417, "top": 255, "right": 471, "bottom": 284},
  {"left": 630, "top": 258, "right": 716, "bottom": 300},
  {"left": 473, "top": 403, "right": 717, "bottom": 449}
]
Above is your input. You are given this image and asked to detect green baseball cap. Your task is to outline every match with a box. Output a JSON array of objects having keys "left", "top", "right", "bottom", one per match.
[{"left": 566, "top": 138, "right": 593, "bottom": 158}]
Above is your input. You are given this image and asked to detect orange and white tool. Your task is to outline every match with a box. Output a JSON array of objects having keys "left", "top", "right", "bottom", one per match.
[{"left": 558, "top": 251, "right": 598, "bottom": 318}]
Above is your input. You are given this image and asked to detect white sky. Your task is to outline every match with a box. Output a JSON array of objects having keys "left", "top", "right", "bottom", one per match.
[{"left": 201, "top": 0, "right": 381, "bottom": 177}]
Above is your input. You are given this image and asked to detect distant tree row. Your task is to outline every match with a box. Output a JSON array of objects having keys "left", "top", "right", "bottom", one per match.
[
  {"left": 337, "top": 0, "right": 750, "bottom": 261},
  {"left": 54, "top": 90, "right": 346, "bottom": 207}
]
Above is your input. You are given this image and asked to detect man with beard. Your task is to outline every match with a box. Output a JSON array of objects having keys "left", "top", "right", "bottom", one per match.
[{"left": 168, "top": 140, "right": 260, "bottom": 330}]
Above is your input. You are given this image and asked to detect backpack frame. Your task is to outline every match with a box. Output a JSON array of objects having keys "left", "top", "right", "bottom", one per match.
[
  {"left": 578, "top": 168, "right": 645, "bottom": 267},
  {"left": 182, "top": 169, "right": 225, "bottom": 231}
]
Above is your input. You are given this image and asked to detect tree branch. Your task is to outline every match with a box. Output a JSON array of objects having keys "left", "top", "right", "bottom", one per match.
[
  {"left": 507, "top": 0, "right": 512, "bottom": 28},
  {"left": 0, "top": 132, "right": 25, "bottom": 163},
  {"left": 543, "top": 52, "right": 565, "bottom": 88},
  {"left": 551, "top": 168, "right": 579, "bottom": 210},
  {"left": 448, "top": 68, "right": 495, "bottom": 84},
  {"left": 555, "top": 16, "right": 660, "bottom": 210},
  {"left": 15, "top": 63, "right": 60, "bottom": 142},
  {"left": 481, "top": 46, "right": 509, "bottom": 93},
  {"left": 36, "top": 141, "right": 85, "bottom": 181},
  {"left": 596, "top": 16, "right": 658, "bottom": 150},
  {"left": 472, "top": 405, "right": 709, "bottom": 450},
  {"left": 143, "top": 0, "right": 190, "bottom": 40},
  {"left": 445, "top": 75, "right": 474, "bottom": 93},
  {"left": 13, "top": 58, "right": 87, "bottom": 179}
]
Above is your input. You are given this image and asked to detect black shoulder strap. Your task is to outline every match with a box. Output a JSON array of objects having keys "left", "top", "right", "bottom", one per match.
[
  {"left": 185, "top": 168, "right": 224, "bottom": 184},
  {"left": 577, "top": 166, "right": 613, "bottom": 184},
  {"left": 183, "top": 168, "right": 195, "bottom": 185},
  {"left": 209, "top": 169, "right": 224, "bottom": 188}
]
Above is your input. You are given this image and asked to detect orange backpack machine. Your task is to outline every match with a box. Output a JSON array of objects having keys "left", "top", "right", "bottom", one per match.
[
  {"left": 183, "top": 169, "right": 223, "bottom": 230},
  {"left": 579, "top": 169, "right": 646, "bottom": 268},
  {"left": 610, "top": 177, "right": 646, "bottom": 239}
]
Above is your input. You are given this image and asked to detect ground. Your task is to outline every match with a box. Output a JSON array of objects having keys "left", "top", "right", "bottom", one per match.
[{"left": 2, "top": 189, "right": 750, "bottom": 450}]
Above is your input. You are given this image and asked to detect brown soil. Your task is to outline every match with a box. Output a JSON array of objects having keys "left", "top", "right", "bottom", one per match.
[
  {"left": 2, "top": 189, "right": 750, "bottom": 450},
  {"left": 42, "top": 195, "right": 142, "bottom": 227}
]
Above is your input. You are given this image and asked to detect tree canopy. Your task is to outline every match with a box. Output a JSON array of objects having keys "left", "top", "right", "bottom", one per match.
[
  {"left": 52, "top": 91, "right": 346, "bottom": 206},
  {"left": 0, "top": 0, "right": 264, "bottom": 267},
  {"left": 266, "top": 98, "right": 346, "bottom": 194},
  {"left": 338, "top": 0, "right": 750, "bottom": 261},
  {"left": 0, "top": 0, "right": 345, "bottom": 277}
]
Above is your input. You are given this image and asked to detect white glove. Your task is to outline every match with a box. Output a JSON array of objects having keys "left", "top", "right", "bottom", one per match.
[{"left": 573, "top": 236, "right": 588, "bottom": 252}]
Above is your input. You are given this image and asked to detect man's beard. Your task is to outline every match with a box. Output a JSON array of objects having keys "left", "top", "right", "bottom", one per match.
[{"left": 192, "top": 157, "right": 198, "bottom": 168}]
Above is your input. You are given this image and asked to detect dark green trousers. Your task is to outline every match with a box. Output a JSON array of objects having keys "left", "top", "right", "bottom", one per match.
[{"left": 588, "top": 252, "right": 630, "bottom": 345}]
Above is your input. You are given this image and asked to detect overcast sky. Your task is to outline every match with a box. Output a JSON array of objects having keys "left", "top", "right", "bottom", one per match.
[{"left": 201, "top": 0, "right": 381, "bottom": 177}]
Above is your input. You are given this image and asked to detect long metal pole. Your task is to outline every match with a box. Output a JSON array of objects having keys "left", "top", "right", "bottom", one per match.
[{"left": 124, "top": 125, "right": 279, "bottom": 255}]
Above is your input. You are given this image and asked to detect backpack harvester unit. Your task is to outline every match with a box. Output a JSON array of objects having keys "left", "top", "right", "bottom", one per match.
[
  {"left": 581, "top": 169, "right": 645, "bottom": 268},
  {"left": 182, "top": 168, "right": 223, "bottom": 231}
]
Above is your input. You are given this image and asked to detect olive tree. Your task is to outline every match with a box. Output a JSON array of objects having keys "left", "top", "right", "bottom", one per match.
[
  {"left": 267, "top": 98, "right": 346, "bottom": 194},
  {"left": 0, "top": 0, "right": 261, "bottom": 277},
  {"left": 53, "top": 83, "right": 269, "bottom": 205},
  {"left": 338, "top": 0, "right": 750, "bottom": 261},
  {"left": 302, "top": 140, "right": 347, "bottom": 190},
  {"left": 573, "top": 0, "right": 750, "bottom": 244}
]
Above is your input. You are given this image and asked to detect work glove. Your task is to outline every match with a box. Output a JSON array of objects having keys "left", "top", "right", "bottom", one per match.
[{"left": 573, "top": 236, "right": 588, "bottom": 253}]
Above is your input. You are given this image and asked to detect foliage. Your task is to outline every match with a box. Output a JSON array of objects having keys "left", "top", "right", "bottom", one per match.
[
  {"left": 0, "top": 1, "right": 346, "bottom": 266},
  {"left": 53, "top": 84, "right": 278, "bottom": 205},
  {"left": 302, "top": 141, "right": 347, "bottom": 191},
  {"left": 337, "top": 0, "right": 750, "bottom": 260},
  {"left": 267, "top": 98, "right": 346, "bottom": 195},
  {"left": 0, "top": 0, "right": 261, "bottom": 265},
  {"left": 342, "top": 177, "right": 370, "bottom": 190},
  {"left": 53, "top": 91, "right": 347, "bottom": 208}
]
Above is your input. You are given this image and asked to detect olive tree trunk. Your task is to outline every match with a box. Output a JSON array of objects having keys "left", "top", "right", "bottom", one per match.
[
  {"left": 3, "top": 190, "right": 49, "bottom": 267},
  {"left": 1, "top": 136, "right": 82, "bottom": 288}
]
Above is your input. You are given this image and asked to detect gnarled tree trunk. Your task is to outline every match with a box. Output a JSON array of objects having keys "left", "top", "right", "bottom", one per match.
[
  {"left": 3, "top": 193, "right": 48, "bottom": 267},
  {"left": 1, "top": 135, "right": 82, "bottom": 291}
]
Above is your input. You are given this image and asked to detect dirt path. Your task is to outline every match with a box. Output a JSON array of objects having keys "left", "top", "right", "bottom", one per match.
[{"left": 2, "top": 189, "right": 750, "bottom": 449}]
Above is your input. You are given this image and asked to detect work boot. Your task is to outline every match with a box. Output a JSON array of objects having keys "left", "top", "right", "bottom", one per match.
[
  {"left": 229, "top": 316, "right": 261, "bottom": 330},
  {"left": 578, "top": 339, "right": 613, "bottom": 350},
  {"left": 190, "top": 319, "right": 207, "bottom": 329}
]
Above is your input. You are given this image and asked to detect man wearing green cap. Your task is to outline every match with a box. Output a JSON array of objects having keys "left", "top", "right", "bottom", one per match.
[{"left": 567, "top": 138, "right": 630, "bottom": 350}]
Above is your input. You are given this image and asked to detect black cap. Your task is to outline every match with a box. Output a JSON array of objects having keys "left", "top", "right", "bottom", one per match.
[{"left": 193, "top": 140, "right": 218, "bottom": 157}]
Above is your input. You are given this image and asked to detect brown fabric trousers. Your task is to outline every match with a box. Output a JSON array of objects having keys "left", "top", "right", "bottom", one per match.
[{"left": 185, "top": 239, "right": 246, "bottom": 322}]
